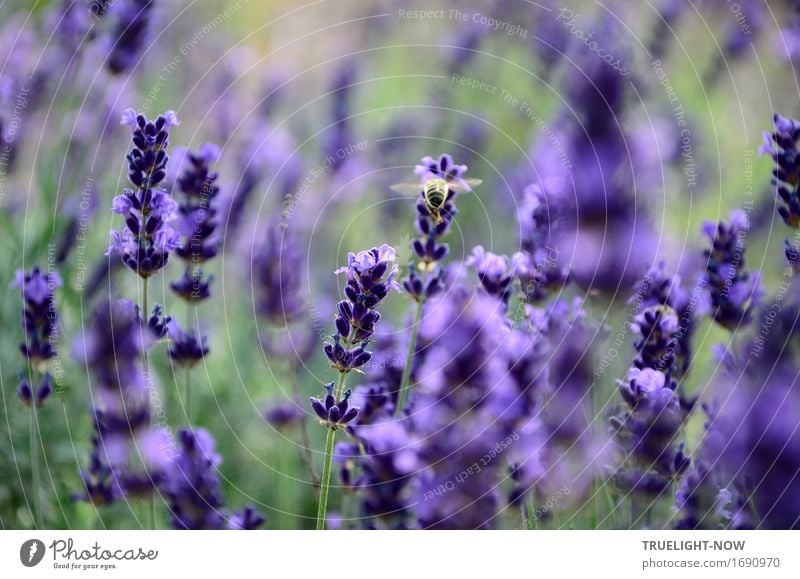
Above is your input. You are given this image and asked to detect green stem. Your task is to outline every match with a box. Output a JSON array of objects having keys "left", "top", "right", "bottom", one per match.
[
  {"left": 29, "top": 405, "right": 42, "bottom": 528},
  {"left": 394, "top": 298, "right": 424, "bottom": 417},
  {"left": 316, "top": 372, "right": 346, "bottom": 530}
]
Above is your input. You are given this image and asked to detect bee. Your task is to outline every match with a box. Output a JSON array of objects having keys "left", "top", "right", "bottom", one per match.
[{"left": 390, "top": 176, "right": 482, "bottom": 224}]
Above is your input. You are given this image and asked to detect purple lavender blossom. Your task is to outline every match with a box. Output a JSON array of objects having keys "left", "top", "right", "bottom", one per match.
[
  {"left": 170, "top": 143, "right": 221, "bottom": 303},
  {"left": 702, "top": 326, "right": 800, "bottom": 529},
  {"left": 355, "top": 419, "right": 418, "bottom": 529},
  {"left": 612, "top": 367, "right": 688, "bottom": 498},
  {"left": 106, "top": 0, "right": 153, "bottom": 75},
  {"left": 108, "top": 109, "right": 180, "bottom": 278},
  {"left": 632, "top": 261, "right": 694, "bottom": 377},
  {"left": 402, "top": 154, "right": 469, "bottom": 302},
  {"left": 73, "top": 300, "right": 171, "bottom": 501},
  {"left": 163, "top": 427, "right": 264, "bottom": 530},
  {"left": 323, "top": 245, "right": 397, "bottom": 373},
  {"left": 466, "top": 246, "right": 515, "bottom": 304},
  {"left": 309, "top": 383, "right": 359, "bottom": 430},
  {"left": 412, "top": 288, "right": 519, "bottom": 529},
  {"left": 631, "top": 305, "right": 679, "bottom": 375},
  {"left": 761, "top": 113, "right": 800, "bottom": 265},
  {"left": 12, "top": 266, "right": 61, "bottom": 364},
  {"left": 673, "top": 461, "right": 736, "bottom": 530},
  {"left": 514, "top": 181, "right": 569, "bottom": 303},
  {"left": 263, "top": 401, "right": 305, "bottom": 432},
  {"left": 16, "top": 374, "right": 52, "bottom": 407},
  {"left": 228, "top": 505, "right": 266, "bottom": 530},
  {"left": 252, "top": 220, "right": 306, "bottom": 326},
  {"left": 166, "top": 320, "right": 209, "bottom": 368},
  {"left": 700, "top": 210, "right": 764, "bottom": 330}
]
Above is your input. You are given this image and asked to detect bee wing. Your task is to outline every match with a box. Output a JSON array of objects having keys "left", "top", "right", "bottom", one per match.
[
  {"left": 451, "top": 177, "right": 483, "bottom": 193},
  {"left": 390, "top": 182, "right": 423, "bottom": 197}
]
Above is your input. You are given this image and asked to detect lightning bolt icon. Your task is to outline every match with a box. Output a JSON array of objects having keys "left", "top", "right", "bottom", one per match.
[{"left": 29, "top": 542, "right": 38, "bottom": 563}]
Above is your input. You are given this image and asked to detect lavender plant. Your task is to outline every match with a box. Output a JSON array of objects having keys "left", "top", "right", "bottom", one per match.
[
  {"left": 700, "top": 210, "right": 763, "bottom": 330},
  {"left": 395, "top": 154, "right": 470, "bottom": 416},
  {"left": 169, "top": 143, "right": 222, "bottom": 418},
  {"left": 73, "top": 300, "right": 171, "bottom": 523},
  {"left": 12, "top": 266, "right": 60, "bottom": 527},
  {"left": 163, "top": 427, "right": 264, "bottom": 530}
]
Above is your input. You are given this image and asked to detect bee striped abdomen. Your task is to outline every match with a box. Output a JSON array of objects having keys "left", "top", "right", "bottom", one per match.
[{"left": 423, "top": 178, "right": 448, "bottom": 208}]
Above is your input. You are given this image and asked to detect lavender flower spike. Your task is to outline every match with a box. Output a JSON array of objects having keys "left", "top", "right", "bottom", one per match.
[
  {"left": 700, "top": 209, "right": 764, "bottom": 330},
  {"left": 325, "top": 245, "right": 398, "bottom": 373},
  {"left": 12, "top": 266, "right": 62, "bottom": 366},
  {"left": 107, "top": 109, "right": 180, "bottom": 278},
  {"left": 164, "top": 427, "right": 265, "bottom": 530},
  {"left": 309, "top": 383, "right": 360, "bottom": 430},
  {"left": 761, "top": 113, "right": 800, "bottom": 265}
]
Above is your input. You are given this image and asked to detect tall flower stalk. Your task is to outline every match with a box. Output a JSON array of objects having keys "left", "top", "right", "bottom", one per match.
[
  {"left": 12, "top": 266, "right": 60, "bottom": 528},
  {"left": 169, "top": 144, "right": 222, "bottom": 419},
  {"left": 395, "top": 154, "right": 468, "bottom": 416},
  {"left": 73, "top": 300, "right": 172, "bottom": 524},
  {"left": 107, "top": 108, "right": 180, "bottom": 528},
  {"left": 311, "top": 245, "right": 397, "bottom": 529}
]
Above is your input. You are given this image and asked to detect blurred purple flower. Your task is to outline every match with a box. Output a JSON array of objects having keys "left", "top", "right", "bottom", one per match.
[
  {"left": 107, "top": 109, "right": 180, "bottom": 278},
  {"left": 12, "top": 266, "right": 61, "bottom": 364}
]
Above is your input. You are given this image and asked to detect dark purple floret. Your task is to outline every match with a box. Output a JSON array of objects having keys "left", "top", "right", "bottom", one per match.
[
  {"left": 17, "top": 374, "right": 52, "bottom": 407},
  {"left": 761, "top": 112, "right": 800, "bottom": 267},
  {"left": 611, "top": 367, "right": 687, "bottom": 498},
  {"left": 631, "top": 305, "right": 679, "bottom": 375},
  {"left": 73, "top": 300, "right": 170, "bottom": 501},
  {"left": 72, "top": 434, "right": 116, "bottom": 505},
  {"left": 228, "top": 505, "right": 265, "bottom": 530},
  {"left": 400, "top": 154, "right": 471, "bottom": 303},
  {"left": 252, "top": 220, "right": 306, "bottom": 325},
  {"left": 355, "top": 419, "right": 417, "bottom": 529},
  {"left": 144, "top": 303, "right": 171, "bottom": 339},
  {"left": 171, "top": 144, "right": 221, "bottom": 303},
  {"left": 309, "top": 383, "right": 360, "bottom": 430},
  {"left": 673, "top": 461, "right": 735, "bottom": 530},
  {"left": 167, "top": 320, "right": 209, "bottom": 367},
  {"left": 632, "top": 261, "right": 695, "bottom": 377},
  {"left": 263, "top": 401, "right": 305, "bottom": 431},
  {"left": 414, "top": 153, "right": 468, "bottom": 183},
  {"left": 324, "top": 245, "right": 397, "bottom": 373},
  {"left": 106, "top": 0, "right": 153, "bottom": 75},
  {"left": 12, "top": 266, "right": 61, "bottom": 364},
  {"left": 164, "top": 427, "right": 226, "bottom": 530},
  {"left": 514, "top": 182, "right": 569, "bottom": 303},
  {"left": 108, "top": 109, "right": 180, "bottom": 278},
  {"left": 163, "top": 427, "right": 265, "bottom": 530},
  {"left": 700, "top": 210, "right": 764, "bottom": 330}
]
